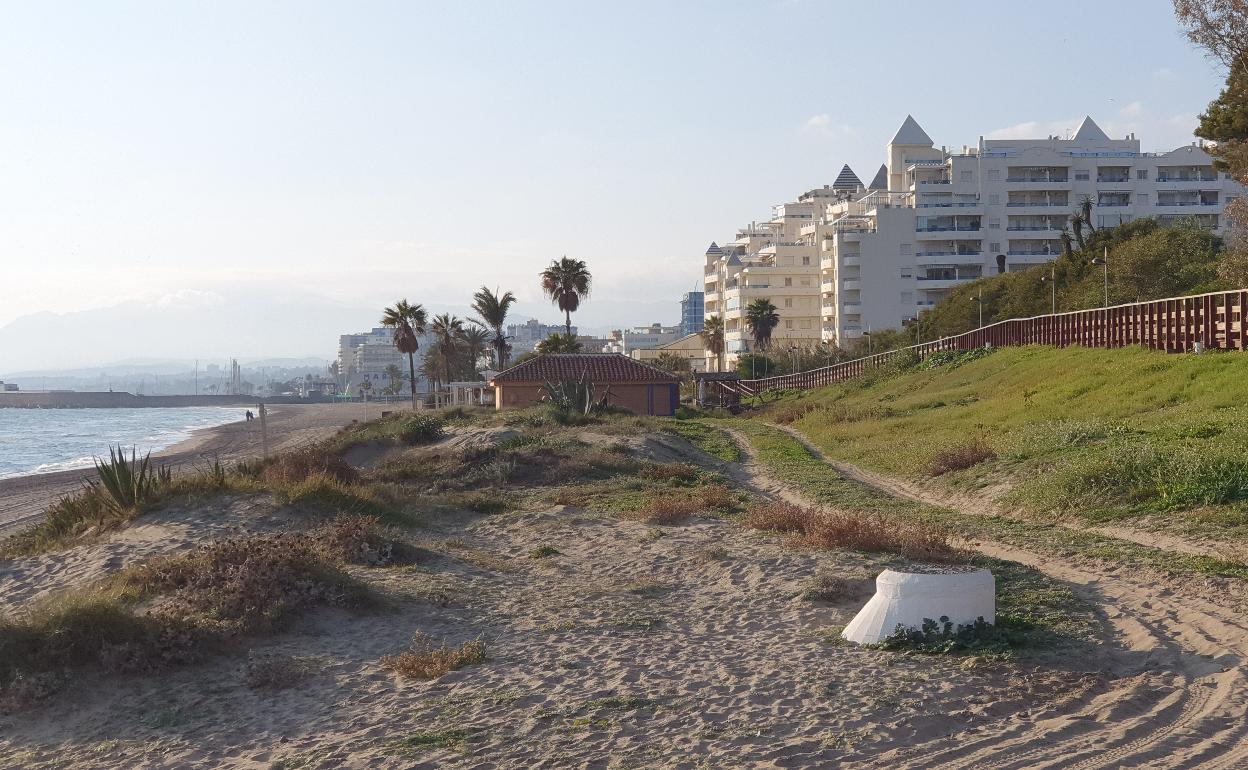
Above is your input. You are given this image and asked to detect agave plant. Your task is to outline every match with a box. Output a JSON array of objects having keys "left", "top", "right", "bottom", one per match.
[
  {"left": 90, "top": 445, "right": 168, "bottom": 512},
  {"left": 543, "top": 380, "right": 596, "bottom": 416}
]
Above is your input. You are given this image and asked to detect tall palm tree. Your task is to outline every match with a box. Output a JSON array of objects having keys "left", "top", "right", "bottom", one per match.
[
  {"left": 430, "top": 314, "right": 464, "bottom": 388},
  {"left": 744, "top": 299, "right": 780, "bottom": 353},
  {"left": 380, "top": 299, "right": 427, "bottom": 410},
  {"left": 540, "top": 257, "right": 591, "bottom": 336},
  {"left": 1069, "top": 213, "right": 1086, "bottom": 251},
  {"left": 700, "top": 315, "right": 726, "bottom": 372},
  {"left": 460, "top": 326, "right": 491, "bottom": 373},
  {"left": 1079, "top": 195, "right": 1096, "bottom": 233},
  {"left": 471, "top": 286, "right": 517, "bottom": 369}
]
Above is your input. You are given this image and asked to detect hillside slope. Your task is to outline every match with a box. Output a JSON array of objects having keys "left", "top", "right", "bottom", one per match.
[{"left": 762, "top": 345, "right": 1248, "bottom": 547}]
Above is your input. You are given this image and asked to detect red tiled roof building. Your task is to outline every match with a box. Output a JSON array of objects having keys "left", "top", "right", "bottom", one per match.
[{"left": 488, "top": 354, "right": 680, "bottom": 416}]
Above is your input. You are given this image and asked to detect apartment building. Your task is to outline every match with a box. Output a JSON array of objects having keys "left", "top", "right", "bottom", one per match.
[
  {"left": 702, "top": 176, "right": 866, "bottom": 368},
  {"left": 506, "top": 319, "right": 577, "bottom": 354},
  {"left": 337, "top": 327, "right": 431, "bottom": 394},
  {"left": 814, "top": 115, "right": 1246, "bottom": 345}
]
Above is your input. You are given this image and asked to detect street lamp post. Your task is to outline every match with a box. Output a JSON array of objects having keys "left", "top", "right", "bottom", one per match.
[
  {"left": 1091, "top": 247, "right": 1108, "bottom": 309},
  {"left": 863, "top": 329, "right": 873, "bottom": 356},
  {"left": 1040, "top": 266, "right": 1057, "bottom": 314},
  {"left": 971, "top": 290, "right": 983, "bottom": 328}
]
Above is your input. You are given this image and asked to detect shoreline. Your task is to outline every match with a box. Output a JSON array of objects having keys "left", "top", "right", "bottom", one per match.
[{"left": 0, "top": 402, "right": 369, "bottom": 537}]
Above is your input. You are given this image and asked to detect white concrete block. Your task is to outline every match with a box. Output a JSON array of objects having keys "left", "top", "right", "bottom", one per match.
[{"left": 842, "top": 567, "right": 995, "bottom": 645}]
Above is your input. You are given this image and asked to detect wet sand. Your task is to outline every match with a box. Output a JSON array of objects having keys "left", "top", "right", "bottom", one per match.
[{"left": 0, "top": 403, "right": 370, "bottom": 537}]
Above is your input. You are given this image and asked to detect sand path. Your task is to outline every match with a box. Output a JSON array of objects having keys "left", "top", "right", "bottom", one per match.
[{"left": 719, "top": 423, "right": 1248, "bottom": 770}]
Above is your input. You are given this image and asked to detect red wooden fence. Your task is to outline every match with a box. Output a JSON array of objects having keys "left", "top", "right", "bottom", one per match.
[{"left": 733, "top": 289, "right": 1248, "bottom": 396}]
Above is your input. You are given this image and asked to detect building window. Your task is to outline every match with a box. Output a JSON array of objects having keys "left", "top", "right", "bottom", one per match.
[
  {"left": 960, "top": 170, "right": 973, "bottom": 182},
  {"left": 784, "top": 298, "right": 793, "bottom": 308},
  {"left": 785, "top": 320, "right": 793, "bottom": 329},
  {"left": 988, "top": 193, "right": 1000, "bottom": 204},
  {"left": 986, "top": 169, "right": 1000, "bottom": 181},
  {"left": 1137, "top": 169, "right": 1148, "bottom": 180},
  {"left": 1075, "top": 170, "right": 1090, "bottom": 181},
  {"left": 784, "top": 277, "right": 793, "bottom": 286},
  {"left": 988, "top": 218, "right": 1000, "bottom": 229},
  {"left": 799, "top": 320, "right": 811, "bottom": 330},
  {"left": 900, "top": 243, "right": 913, "bottom": 255},
  {"left": 802, "top": 256, "right": 811, "bottom": 265},
  {"left": 900, "top": 267, "right": 913, "bottom": 278},
  {"left": 989, "top": 242, "right": 1001, "bottom": 252}
]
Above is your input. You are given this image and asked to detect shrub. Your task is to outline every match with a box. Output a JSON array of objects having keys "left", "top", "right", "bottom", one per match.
[
  {"left": 742, "top": 502, "right": 968, "bottom": 563},
  {"left": 627, "top": 497, "right": 703, "bottom": 525},
  {"left": 244, "top": 652, "right": 317, "bottom": 690},
  {"left": 396, "top": 414, "right": 445, "bottom": 444},
  {"left": 801, "top": 571, "right": 853, "bottom": 602},
  {"left": 530, "top": 545, "right": 561, "bottom": 559},
  {"left": 741, "top": 501, "right": 811, "bottom": 533},
  {"left": 312, "top": 515, "right": 397, "bottom": 566},
  {"left": 697, "top": 485, "right": 738, "bottom": 511},
  {"left": 638, "top": 462, "right": 699, "bottom": 482},
  {"left": 263, "top": 449, "right": 359, "bottom": 487},
  {"left": 381, "top": 632, "right": 487, "bottom": 679},
  {"left": 877, "top": 616, "right": 1024, "bottom": 654},
  {"left": 123, "top": 531, "right": 371, "bottom": 634},
  {"left": 927, "top": 438, "right": 997, "bottom": 476}
]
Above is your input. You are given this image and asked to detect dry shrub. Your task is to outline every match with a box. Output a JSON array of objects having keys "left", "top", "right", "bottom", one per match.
[
  {"left": 639, "top": 462, "right": 699, "bottom": 482},
  {"left": 743, "top": 502, "right": 968, "bottom": 563},
  {"left": 244, "top": 651, "right": 317, "bottom": 690},
  {"left": 772, "top": 402, "right": 821, "bottom": 425},
  {"left": 741, "top": 501, "right": 812, "bottom": 533},
  {"left": 263, "top": 449, "right": 359, "bottom": 487},
  {"left": 928, "top": 438, "right": 997, "bottom": 476},
  {"left": 381, "top": 632, "right": 486, "bottom": 679},
  {"left": 801, "top": 570, "right": 853, "bottom": 602},
  {"left": 698, "top": 485, "right": 738, "bottom": 511},
  {"left": 125, "top": 528, "right": 371, "bottom": 634},
  {"left": 628, "top": 497, "right": 703, "bottom": 525},
  {"left": 313, "top": 514, "right": 398, "bottom": 566}
]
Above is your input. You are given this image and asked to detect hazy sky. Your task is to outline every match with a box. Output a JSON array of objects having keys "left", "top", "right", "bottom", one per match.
[{"left": 0, "top": 0, "right": 1232, "bottom": 370}]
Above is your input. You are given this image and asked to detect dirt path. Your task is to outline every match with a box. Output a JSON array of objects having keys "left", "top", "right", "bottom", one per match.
[
  {"left": 716, "top": 423, "right": 1248, "bottom": 770},
  {"left": 766, "top": 423, "right": 1235, "bottom": 561}
]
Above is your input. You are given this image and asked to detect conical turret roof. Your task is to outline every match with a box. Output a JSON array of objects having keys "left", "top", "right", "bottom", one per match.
[
  {"left": 1072, "top": 116, "right": 1109, "bottom": 142},
  {"left": 890, "top": 115, "right": 933, "bottom": 146},
  {"left": 867, "top": 164, "right": 888, "bottom": 191},
  {"left": 832, "top": 164, "right": 864, "bottom": 191}
]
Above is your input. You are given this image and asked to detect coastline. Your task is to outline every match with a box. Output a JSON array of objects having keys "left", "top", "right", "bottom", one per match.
[{"left": 0, "top": 402, "right": 368, "bottom": 537}]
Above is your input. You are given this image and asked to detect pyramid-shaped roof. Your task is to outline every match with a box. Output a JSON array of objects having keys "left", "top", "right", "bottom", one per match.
[
  {"left": 867, "top": 164, "right": 888, "bottom": 191},
  {"left": 890, "top": 115, "right": 933, "bottom": 146},
  {"left": 725, "top": 252, "right": 742, "bottom": 266},
  {"left": 1072, "top": 116, "right": 1109, "bottom": 142},
  {"left": 705, "top": 241, "right": 723, "bottom": 256},
  {"left": 832, "top": 164, "right": 863, "bottom": 191}
]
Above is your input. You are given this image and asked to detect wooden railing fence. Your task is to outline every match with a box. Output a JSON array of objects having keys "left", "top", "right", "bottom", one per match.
[{"left": 729, "top": 289, "right": 1248, "bottom": 397}]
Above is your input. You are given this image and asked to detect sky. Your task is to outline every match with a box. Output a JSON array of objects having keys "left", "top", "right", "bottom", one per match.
[{"left": 0, "top": 0, "right": 1233, "bottom": 372}]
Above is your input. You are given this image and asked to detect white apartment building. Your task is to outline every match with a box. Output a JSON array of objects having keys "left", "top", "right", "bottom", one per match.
[
  {"left": 814, "top": 115, "right": 1246, "bottom": 345},
  {"left": 337, "top": 327, "right": 431, "bottom": 394},
  {"left": 703, "top": 174, "right": 866, "bottom": 367}
]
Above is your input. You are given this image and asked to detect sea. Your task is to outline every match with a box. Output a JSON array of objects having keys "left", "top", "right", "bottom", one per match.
[{"left": 0, "top": 407, "right": 248, "bottom": 481}]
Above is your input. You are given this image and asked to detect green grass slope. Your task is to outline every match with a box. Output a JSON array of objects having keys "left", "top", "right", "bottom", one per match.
[{"left": 763, "top": 345, "right": 1248, "bottom": 540}]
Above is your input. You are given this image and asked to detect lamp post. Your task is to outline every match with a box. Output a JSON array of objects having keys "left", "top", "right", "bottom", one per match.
[
  {"left": 971, "top": 290, "right": 983, "bottom": 328},
  {"left": 788, "top": 345, "right": 799, "bottom": 375},
  {"left": 863, "top": 329, "right": 873, "bottom": 355},
  {"left": 1091, "top": 247, "right": 1108, "bottom": 309},
  {"left": 1040, "top": 266, "right": 1056, "bottom": 314}
]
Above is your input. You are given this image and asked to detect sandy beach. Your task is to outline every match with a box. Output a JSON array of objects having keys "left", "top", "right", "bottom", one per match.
[{"left": 0, "top": 403, "right": 368, "bottom": 538}]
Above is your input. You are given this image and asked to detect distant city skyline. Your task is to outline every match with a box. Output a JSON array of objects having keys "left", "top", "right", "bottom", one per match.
[{"left": 0, "top": 0, "right": 1232, "bottom": 370}]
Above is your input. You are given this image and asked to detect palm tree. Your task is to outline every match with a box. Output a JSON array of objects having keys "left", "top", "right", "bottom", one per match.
[
  {"left": 460, "top": 325, "right": 491, "bottom": 373},
  {"left": 430, "top": 314, "right": 465, "bottom": 388},
  {"left": 384, "top": 363, "right": 404, "bottom": 394},
  {"left": 744, "top": 299, "right": 780, "bottom": 352},
  {"left": 1060, "top": 228, "right": 1074, "bottom": 260},
  {"left": 536, "top": 332, "right": 583, "bottom": 354},
  {"left": 540, "top": 257, "right": 591, "bottom": 335},
  {"left": 1070, "top": 213, "right": 1086, "bottom": 251},
  {"left": 700, "top": 315, "right": 726, "bottom": 372},
  {"left": 471, "top": 286, "right": 517, "bottom": 369},
  {"left": 380, "top": 299, "right": 427, "bottom": 410},
  {"left": 1079, "top": 195, "right": 1096, "bottom": 233}
]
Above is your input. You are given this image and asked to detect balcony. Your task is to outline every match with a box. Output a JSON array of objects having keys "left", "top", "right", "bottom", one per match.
[
  {"left": 916, "top": 202, "right": 980, "bottom": 208},
  {"left": 1157, "top": 175, "right": 1217, "bottom": 182},
  {"left": 842, "top": 303, "right": 862, "bottom": 314},
  {"left": 917, "top": 180, "right": 952, "bottom": 186},
  {"left": 1096, "top": 175, "right": 1130, "bottom": 183},
  {"left": 841, "top": 255, "right": 861, "bottom": 266},
  {"left": 842, "top": 279, "right": 862, "bottom": 290},
  {"left": 1006, "top": 201, "right": 1068, "bottom": 207},
  {"left": 915, "top": 225, "right": 981, "bottom": 233},
  {"left": 1006, "top": 225, "right": 1061, "bottom": 231},
  {"left": 916, "top": 251, "right": 983, "bottom": 266},
  {"left": 1006, "top": 176, "right": 1069, "bottom": 183}
]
